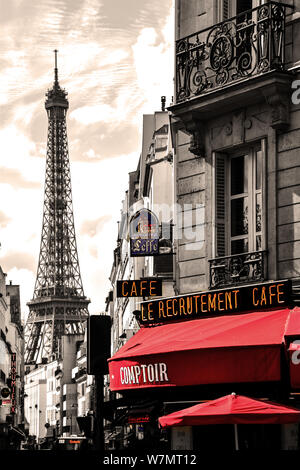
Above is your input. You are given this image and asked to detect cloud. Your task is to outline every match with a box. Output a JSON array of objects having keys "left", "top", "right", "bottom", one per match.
[
  {"left": 0, "top": 125, "right": 45, "bottom": 184},
  {"left": 68, "top": 121, "right": 139, "bottom": 161},
  {"left": 0, "top": 167, "right": 41, "bottom": 189},
  {"left": 81, "top": 215, "right": 112, "bottom": 237},
  {"left": 1, "top": 252, "right": 36, "bottom": 272},
  {"left": 132, "top": 17, "right": 174, "bottom": 114},
  {"left": 70, "top": 104, "right": 120, "bottom": 125},
  {"left": 0, "top": 211, "right": 11, "bottom": 227},
  {"left": 0, "top": 0, "right": 174, "bottom": 316}
]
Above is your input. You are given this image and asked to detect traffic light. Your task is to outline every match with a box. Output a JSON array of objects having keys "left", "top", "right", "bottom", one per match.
[{"left": 87, "top": 315, "right": 111, "bottom": 375}]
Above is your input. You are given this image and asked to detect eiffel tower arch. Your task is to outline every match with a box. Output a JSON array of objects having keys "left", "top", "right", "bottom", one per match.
[{"left": 24, "top": 52, "right": 90, "bottom": 365}]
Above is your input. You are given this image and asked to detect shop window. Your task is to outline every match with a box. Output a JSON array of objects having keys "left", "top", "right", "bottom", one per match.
[{"left": 214, "top": 143, "right": 264, "bottom": 257}]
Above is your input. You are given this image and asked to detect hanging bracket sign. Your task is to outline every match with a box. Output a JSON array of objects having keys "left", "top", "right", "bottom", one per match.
[
  {"left": 130, "top": 209, "right": 159, "bottom": 257},
  {"left": 10, "top": 353, "right": 16, "bottom": 414},
  {"left": 117, "top": 279, "right": 162, "bottom": 297}
]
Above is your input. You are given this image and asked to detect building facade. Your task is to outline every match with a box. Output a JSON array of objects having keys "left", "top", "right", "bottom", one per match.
[
  {"left": 107, "top": 0, "right": 300, "bottom": 452},
  {"left": 105, "top": 105, "right": 175, "bottom": 449},
  {"left": 0, "top": 267, "right": 25, "bottom": 449},
  {"left": 71, "top": 329, "right": 95, "bottom": 439},
  {"left": 24, "top": 334, "right": 84, "bottom": 448},
  {"left": 172, "top": 0, "right": 299, "bottom": 298},
  {"left": 109, "top": 106, "right": 175, "bottom": 361}
]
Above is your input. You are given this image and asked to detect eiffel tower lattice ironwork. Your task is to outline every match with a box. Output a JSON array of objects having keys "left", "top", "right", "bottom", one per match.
[{"left": 24, "top": 51, "right": 90, "bottom": 364}]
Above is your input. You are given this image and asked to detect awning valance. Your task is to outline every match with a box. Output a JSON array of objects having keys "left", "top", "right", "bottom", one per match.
[{"left": 109, "top": 307, "right": 300, "bottom": 392}]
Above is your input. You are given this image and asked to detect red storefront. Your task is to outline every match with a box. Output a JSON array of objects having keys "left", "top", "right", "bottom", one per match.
[{"left": 108, "top": 281, "right": 300, "bottom": 450}]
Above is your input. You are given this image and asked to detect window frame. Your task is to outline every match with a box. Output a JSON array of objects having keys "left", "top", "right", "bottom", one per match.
[
  {"left": 216, "top": 0, "right": 268, "bottom": 22},
  {"left": 226, "top": 143, "right": 263, "bottom": 255},
  {"left": 212, "top": 139, "right": 266, "bottom": 259}
]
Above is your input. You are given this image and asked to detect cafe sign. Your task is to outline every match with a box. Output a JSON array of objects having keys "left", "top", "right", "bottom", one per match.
[
  {"left": 138, "top": 280, "right": 292, "bottom": 326},
  {"left": 11, "top": 353, "right": 16, "bottom": 414},
  {"left": 130, "top": 209, "right": 159, "bottom": 257},
  {"left": 117, "top": 279, "right": 162, "bottom": 298}
]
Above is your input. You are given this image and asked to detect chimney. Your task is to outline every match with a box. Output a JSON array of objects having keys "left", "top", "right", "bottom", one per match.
[{"left": 161, "top": 96, "right": 166, "bottom": 112}]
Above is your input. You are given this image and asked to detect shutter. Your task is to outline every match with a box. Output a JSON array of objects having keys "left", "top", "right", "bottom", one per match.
[
  {"left": 216, "top": 154, "right": 226, "bottom": 257},
  {"left": 223, "top": 0, "right": 230, "bottom": 20},
  {"left": 161, "top": 221, "right": 172, "bottom": 240}
]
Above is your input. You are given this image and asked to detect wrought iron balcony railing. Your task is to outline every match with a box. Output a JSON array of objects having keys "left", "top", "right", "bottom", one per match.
[
  {"left": 75, "top": 367, "right": 87, "bottom": 381},
  {"left": 176, "top": 2, "right": 290, "bottom": 103},
  {"left": 209, "top": 250, "right": 267, "bottom": 289}
]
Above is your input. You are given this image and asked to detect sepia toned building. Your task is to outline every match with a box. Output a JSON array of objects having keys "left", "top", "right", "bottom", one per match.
[
  {"left": 24, "top": 333, "right": 83, "bottom": 447},
  {"left": 0, "top": 267, "right": 25, "bottom": 449},
  {"left": 104, "top": 104, "right": 175, "bottom": 449},
  {"left": 107, "top": 0, "right": 300, "bottom": 452}
]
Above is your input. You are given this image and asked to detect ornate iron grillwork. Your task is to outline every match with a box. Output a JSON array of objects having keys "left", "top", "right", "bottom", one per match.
[
  {"left": 176, "top": 2, "right": 290, "bottom": 103},
  {"left": 209, "top": 250, "right": 267, "bottom": 289}
]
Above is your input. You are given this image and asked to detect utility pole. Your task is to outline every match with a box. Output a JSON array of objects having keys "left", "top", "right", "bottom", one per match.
[
  {"left": 87, "top": 315, "right": 111, "bottom": 453},
  {"left": 94, "top": 374, "right": 104, "bottom": 452}
]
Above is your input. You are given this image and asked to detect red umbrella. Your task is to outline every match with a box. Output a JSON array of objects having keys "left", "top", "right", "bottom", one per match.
[{"left": 158, "top": 393, "right": 300, "bottom": 450}]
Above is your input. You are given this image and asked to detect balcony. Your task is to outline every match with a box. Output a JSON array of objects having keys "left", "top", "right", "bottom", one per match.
[
  {"left": 209, "top": 250, "right": 267, "bottom": 289},
  {"left": 74, "top": 367, "right": 87, "bottom": 381},
  {"left": 171, "top": 2, "right": 293, "bottom": 137},
  {"left": 176, "top": 2, "right": 291, "bottom": 103}
]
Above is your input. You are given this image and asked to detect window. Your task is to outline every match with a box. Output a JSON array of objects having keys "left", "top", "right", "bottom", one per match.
[
  {"left": 153, "top": 222, "right": 173, "bottom": 277},
  {"left": 229, "top": 148, "right": 262, "bottom": 254},
  {"left": 214, "top": 143, "right": 264, "bottom": 257},
  {"left": 217, "top": 0, "right": 230, "bottom": 21},
  {"left": 217, "top": 1, "right": 267, "bottom": 22},
  {"left": 155, "top": 137, "right": 167, "bottom": 151},
  {"left": 236, "top": 0, "right": 253, "bottom": 16}
]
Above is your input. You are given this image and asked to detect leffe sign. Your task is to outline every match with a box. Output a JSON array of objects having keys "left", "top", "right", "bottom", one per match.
[{"left": 130, "top": 209, "right": 159, "bottom": 257}]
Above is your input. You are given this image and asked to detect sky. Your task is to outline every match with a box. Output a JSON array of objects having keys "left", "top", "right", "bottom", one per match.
[{"left": 0, "top": 0, "right": 174, "bottom": 318}]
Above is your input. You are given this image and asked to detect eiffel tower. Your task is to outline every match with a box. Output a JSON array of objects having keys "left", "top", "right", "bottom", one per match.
[{"left": 24, "top": 51, "right": 89, "bottom": 365}]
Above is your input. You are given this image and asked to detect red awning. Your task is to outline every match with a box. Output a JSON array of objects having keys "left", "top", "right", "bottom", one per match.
[
  {"left": 158, "top": 393, "right": 300, "bottom": 427},
  {"left": 284, "top": 308, "right": 300, "bottom": 338},
  {"left": 108, "top": 308, "right": 300, "bottom": 391}
]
